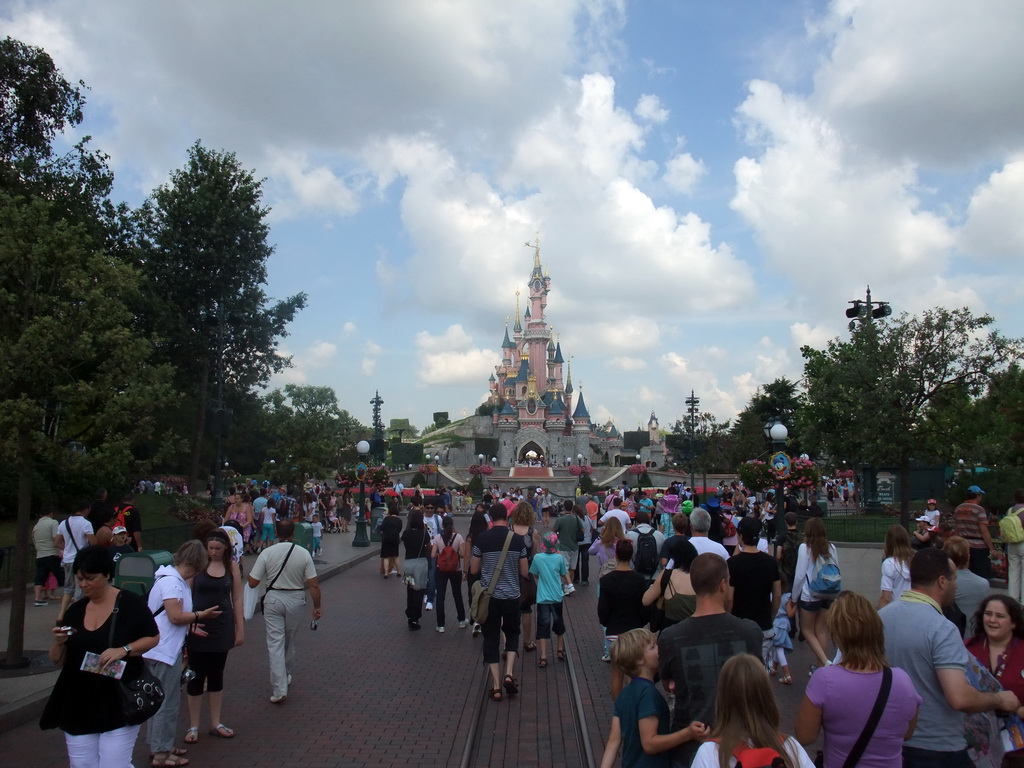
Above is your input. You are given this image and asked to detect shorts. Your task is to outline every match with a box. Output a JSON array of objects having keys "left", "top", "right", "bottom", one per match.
[
  {"left": 262, "top": 523, "right": 276, "bottom": 542},
  {"left": 561, "top": 549, "right": 580, "bottom": 570},
  {"left": 799, "top": 598, "right": 833, "bottom": 612},
  {"left": 62, "top": 562, "right": 82, "bottom": 598},
  {"left": 313, "top": 536, "right": 321, "bottom": 550}
]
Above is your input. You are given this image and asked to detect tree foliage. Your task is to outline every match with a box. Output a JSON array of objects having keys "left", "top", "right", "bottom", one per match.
[
  {"left": 800, "top": 308, "right": 1021, "bottom": 523},
  {"left": 136, "top": 141, "right": 307, "bottom": 488}
]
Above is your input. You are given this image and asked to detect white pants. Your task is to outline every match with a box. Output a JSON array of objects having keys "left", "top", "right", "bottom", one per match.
[
  {"left": 264, "top": 589, "right": 305, "bottom": 697},
  {"left": 1008, "top": 541, "right": 1024, "bottom": 603},
  {"left": 65, "top": 724, "right": 141, "bottom": 768}
]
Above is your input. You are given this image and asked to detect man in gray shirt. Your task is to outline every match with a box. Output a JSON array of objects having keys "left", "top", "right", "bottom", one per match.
[{"left": 880, "top": 547, "right": 1018, "bottom": 768}]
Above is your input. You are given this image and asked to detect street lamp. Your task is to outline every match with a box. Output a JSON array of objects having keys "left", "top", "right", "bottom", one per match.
[
  {"left": 763, "top": 420, "right": 789, "bottom": 538},
  {"left": 352, "top": 440, "right": 371, "bottom": 547},
  {"left": 433, "top": 454, "right": 440, "bottom": 488},
  {"left": 478, "top": 453, "right": 485, "bottom": 465}
]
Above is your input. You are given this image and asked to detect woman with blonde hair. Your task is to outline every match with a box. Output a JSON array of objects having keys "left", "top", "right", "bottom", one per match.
[
  {"left": 511, "top": 501, "right": 541, "bottom": 652},
  {"left": 590, "top": 516, "right": 626, "bottom": 578},
  {"left": 878, "top": 525, "right": 914, "bottom": 607},
  {"left": 796, "top": 591, "right": 920, "bottom": 768},
  {"left": 789, "top": 516, "right": 838, "bottom": 670},
  {"left": 690, "top": 653, "right": 814, "bottom": 768}
]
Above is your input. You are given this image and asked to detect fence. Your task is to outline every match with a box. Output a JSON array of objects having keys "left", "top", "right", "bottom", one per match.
[{"left": 0, "top": 522, "right": 194, "bottom": 591}]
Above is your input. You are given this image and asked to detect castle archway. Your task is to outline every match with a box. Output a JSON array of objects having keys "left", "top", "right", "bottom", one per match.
[{"left": 517, "top": 441, "right": 545, "bottom": 464}]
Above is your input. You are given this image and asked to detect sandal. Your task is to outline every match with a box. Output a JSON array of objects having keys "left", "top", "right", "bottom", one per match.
[
  {"left": 151, "top": 754, "right": 189, "bottom": 768},
  {"left": 538, "top": 657, "right": 548, "bottom": 668},
  {"left": 523, "top": 642, "right": 537, "bottom": 652},
  {"left": 150, "top": 748, "right": 188, "bottom": 760},
  {"left": 557, "top": 649, "right": 566, "bottom": 662},
  {"left": 208, "top": 723, "right": 234, "bottom": 738},
  {"left": 489, "top": 687, "right": 502, "bottom": 701},
  {"left": 778, "top": 675, "right": 793, "bottom": 685},
  {"left": 183, "top": 727, "right": 199, "bottom": 744},
  {"left": 503, "top": 674, "right": 519, "bottom": 696}
]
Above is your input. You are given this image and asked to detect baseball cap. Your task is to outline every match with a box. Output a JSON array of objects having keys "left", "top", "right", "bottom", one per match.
[
  {"left": 915, "top": 515, "right": 931, "bottom": 523},
  {"left": 968, "top": 485, "right": 986, "bottom": 495},
  {"left": 112, "top": 525, "right": 127, "bottom": 534},
  {"left": 926, "top": 499, "right": 937, "bottom": 505}
]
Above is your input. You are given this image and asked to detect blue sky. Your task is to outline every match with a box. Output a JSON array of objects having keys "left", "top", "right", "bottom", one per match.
[{"left": 5, "top": 0, "right": 1023, "bottom": 435}]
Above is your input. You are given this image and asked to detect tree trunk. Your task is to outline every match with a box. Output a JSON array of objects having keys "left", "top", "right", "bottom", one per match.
[
  {"left": 899, "top": 453, "right": 912, "bottom": 529},
  {"left": 4, "top": 427, "right": 33, "bottom": 667},
  {"left": 188, "top": 354, "right": 211, "bottom": 494}
]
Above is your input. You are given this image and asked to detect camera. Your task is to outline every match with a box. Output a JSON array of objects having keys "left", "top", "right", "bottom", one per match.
[
  {"left": 58, "top": 626, "right": 75, "bottom": 636},
  {"left": 310, "top": 620, "right": 318, "bottom": 631}
]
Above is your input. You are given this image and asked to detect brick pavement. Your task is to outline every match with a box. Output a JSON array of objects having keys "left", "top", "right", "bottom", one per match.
[{"left": 2, "top": 544, "right": 884, "bottom": 767}]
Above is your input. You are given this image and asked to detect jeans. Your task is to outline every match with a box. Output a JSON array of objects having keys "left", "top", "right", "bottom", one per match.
[
  {"left": 482, "top": 597, "right": 521, "bottom": 663},
  {"left": 145, "top": 654, "right": 181, "bottom": 754},
  {"left": 426, "top": 557, "right": 437, "bottom": 603},
  {"left": 576, "top": 543, "right": 590, "bottom": 582},
  {"left": 65, "top": 724, "right": 140, "bottom": 768},
  {"left": 264, "top": 589, "right": 305, "bottom": 698},
  {"left": 535, "top": 602, "right": 565, "bottom": 639},
  {"left": 902, "top": 746, "right": 972, "bottom": 768},
  {"left": 435, "top": 569, "right": 465, "bottom": 627},
  {"left": 968, "top": 546, "right": 993, "bottom": 580}
]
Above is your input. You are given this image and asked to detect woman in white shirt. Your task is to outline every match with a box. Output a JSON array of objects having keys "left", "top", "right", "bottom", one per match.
[
  {"left": 788, "top": 517, "right": 838, "bottom": 670},
  {"left": 690, "top": 653, "right": 815, "bottom": 768},
  {"left": 878, "top": 525, "right": 913, "bottom": 608}
]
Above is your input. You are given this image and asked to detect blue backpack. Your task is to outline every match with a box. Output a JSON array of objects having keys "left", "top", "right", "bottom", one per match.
[{"left": 808, "top": 552, "right": 841, "bottom": 598}]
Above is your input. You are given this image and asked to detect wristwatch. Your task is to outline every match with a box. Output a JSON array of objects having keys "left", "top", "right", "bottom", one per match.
[{"left": 122, "top": 644, "right": 132, "bottom": 656}]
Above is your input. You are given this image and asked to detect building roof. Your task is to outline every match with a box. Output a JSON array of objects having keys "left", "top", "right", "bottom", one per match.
[
  {"left": 553, "top": 342, "right": 564, "bottom": 364},
  {"left": 572, "top": 392, "right": 590, "bottom": 420},
  {"left": 502, "top": 327, "right": 515, "bottom": 349}
]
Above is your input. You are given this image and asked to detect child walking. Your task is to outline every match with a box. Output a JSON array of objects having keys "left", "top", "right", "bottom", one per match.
[
  {"left": 311, "top": 514, "right": 323, "bottom": 557},
  {"left": 599, "top": 627, "right": 707, "bottom": 768},
  {"left": 530, "top": 533, "right": 568, "bottom": 666},
  {"left": 772, "top": 589, "right": 796, "bottom": 684}
]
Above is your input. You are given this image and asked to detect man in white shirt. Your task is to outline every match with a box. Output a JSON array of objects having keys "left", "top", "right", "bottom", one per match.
[
  {"left": 599, "top": 497, "right": 631, "bottom": 532},
  {"left": 248, "top": 520, "right": 321, "bottom": 704},
  {"left": 56, "top": 500, "right": 96, "bottom": 619},
  {"left": 687, "top": 509, "right": 730, "bottom": 560}
]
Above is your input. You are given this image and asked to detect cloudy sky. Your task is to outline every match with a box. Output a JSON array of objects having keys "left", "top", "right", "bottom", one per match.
[{"left": 6, "top": 0, "right": 1024, "bottom": 434}]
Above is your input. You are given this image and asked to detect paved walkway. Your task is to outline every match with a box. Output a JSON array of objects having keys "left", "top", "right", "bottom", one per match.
[{"left": 0, "top": 537, "right": 978, "bottom": 767}]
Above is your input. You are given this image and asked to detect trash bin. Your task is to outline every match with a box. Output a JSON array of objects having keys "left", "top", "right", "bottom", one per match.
[
  {"left": 115, "top": 551, "right": 173, "bottom": 598},
  {"left": 370, "top": 506, "right": 387, "bottom": 543},
  {"left": 817, "top": 500, "right": 829, "bottom": 517},
  {"left": 293, "top": 522, "right": 314, "bottom": 555}
]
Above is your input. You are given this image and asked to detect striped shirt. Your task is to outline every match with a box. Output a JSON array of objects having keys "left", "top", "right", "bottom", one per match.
[{"left": 473, "top": 526, "right": 527, "bottom": 600}]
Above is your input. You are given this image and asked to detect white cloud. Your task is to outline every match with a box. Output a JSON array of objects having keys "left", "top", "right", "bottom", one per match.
[
  {"left": 265, "top": 151, "right": 362, "bottom": 219},
  {"left": 635, "top": 94, "right": 669, "bottom": 124},
  {"left": 414, "top": 325, "right": 496, "bottom": 385},
  {"left": 340, "top": 322, "right": 357, "bottom": 337},
  {"left": 306, "top": 341, "right": 338, "bottom": 368},
  {"left": 810, "top": 0, "right": 1024, "bottom": 166},
  {"left": 663, "top": 152, "right": 706, "bottom": 195},
  {"left": 959, "top": 157, "right": 1024, "bottom": 260},
  {"left": 790, "top": 322, "right": 835, "bottom": 351},
  {"left": 361, "top": 357, "right": 377, "bottom": 376}
]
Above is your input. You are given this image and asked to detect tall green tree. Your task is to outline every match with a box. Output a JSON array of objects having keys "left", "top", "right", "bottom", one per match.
[
  {"left": 800, "top": 308, "right": 1021, "bottom": 525},
  {"left": 137, "top": 142, "right": 306, "bottom": 490},
  {"left": 0, "top": 37, "right": 174, "bottom": 666}
]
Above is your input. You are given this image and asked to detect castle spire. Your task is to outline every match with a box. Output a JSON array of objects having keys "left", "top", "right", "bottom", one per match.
[
  {"left": 513, "top": 290, "right": 522, "bottom": 333},
  {"left": 565, "top": 360, "right": 573, "bottom": 394}
]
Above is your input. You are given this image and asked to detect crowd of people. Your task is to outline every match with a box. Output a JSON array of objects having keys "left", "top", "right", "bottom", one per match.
[{"left": 32, "top": 476, "right": 1024, "bottom": 768}]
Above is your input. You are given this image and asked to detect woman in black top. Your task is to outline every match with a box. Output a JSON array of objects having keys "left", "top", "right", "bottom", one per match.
[
  {"left": 379, "top": 503, "right": 403, "bottom": 578},
  {"left": 41, "top": 545, "right": 160, "bottom": 767},
  {"left": 597, "top": 538, "right": 650, "bottom": 699},
  {"left": 401, "top": 509, "right": 432, "bottom": 630}
]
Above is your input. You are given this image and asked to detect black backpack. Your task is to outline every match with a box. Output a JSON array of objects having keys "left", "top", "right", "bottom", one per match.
[{"left": 635, "top": 529, "right": 659, "bottom": 576}]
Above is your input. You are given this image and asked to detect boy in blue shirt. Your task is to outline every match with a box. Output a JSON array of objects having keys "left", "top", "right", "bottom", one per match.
[
  {"left": 600, "top": 628, "right": 707, "bottom": 768},
  {"left": 529, "top": 533, "right": 568, "bottom": 666}
]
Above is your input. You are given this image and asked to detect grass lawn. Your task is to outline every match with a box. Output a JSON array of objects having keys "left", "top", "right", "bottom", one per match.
[{"left": 0, "top": 495, "right": 185, "bottom": 548}]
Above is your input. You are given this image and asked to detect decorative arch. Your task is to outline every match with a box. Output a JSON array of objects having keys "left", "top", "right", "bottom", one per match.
[{"left": 518, "top": 441, "right": 545, "bottom": 463}]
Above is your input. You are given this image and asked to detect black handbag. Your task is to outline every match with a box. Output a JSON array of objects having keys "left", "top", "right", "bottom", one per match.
[{"left": 109, "top": 592, "right": 165, "bottom": 725}]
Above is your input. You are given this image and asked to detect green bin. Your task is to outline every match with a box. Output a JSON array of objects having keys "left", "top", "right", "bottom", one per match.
[
  {"left": 817, "top": 500, "right": 828, "bottom": 517},
  {"left": 293, "top": 522, "right": 314, "bottom": 555},
  {"left": 115, "top": 550, "right": 173, "bottom": 598},
  {"left": 370, "top": 506, "right": 387, "bottom": 543}
]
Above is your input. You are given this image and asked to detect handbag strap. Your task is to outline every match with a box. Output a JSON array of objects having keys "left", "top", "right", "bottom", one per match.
[
  {"left": 485, "top": 529, "right": 515, "bottom": 597},
  {"left": 265, "top": 543, "right": 296, "bottom": 593},
  {"left": 65, "top": 518, "right": 84, "bottom": 554},
  {"left": 107, "top": 590, "right": 123, "bottom": 648},
  {"left": 842, "top": 666, "right": 892, "bottom": 768}
]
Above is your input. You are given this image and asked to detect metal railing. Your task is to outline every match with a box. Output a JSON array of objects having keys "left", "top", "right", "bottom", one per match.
[{"left": 1, "top": 522, "right": 194, "bottom": 590}]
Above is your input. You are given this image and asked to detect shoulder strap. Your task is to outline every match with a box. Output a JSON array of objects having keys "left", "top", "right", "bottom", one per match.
[
  {"left": 485, "top": 530, "right": 515, "bottom": 597},
  {"left": 64, "top": 518, "right": 83, "bottom": 553},
  {"left": 107, "top": 590, "right": 123, "bottom": 647},
  {"left": 842, "top": 667, "right": 892, "bottom": 768},
  {"left": 266, "top": 544, "right": 297, "bottom": 593}
]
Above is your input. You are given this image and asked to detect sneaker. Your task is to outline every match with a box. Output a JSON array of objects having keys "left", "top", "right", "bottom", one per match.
[
  {"left": 270, "top": 695, "right": 287, "bottom": 704},
  {"left": 425, "top": 602, "right": 434, "bottom": 612},
  {"left": 389, "top": 569, "right": 398, "bottom": 575},
  {"left": 563, "top": 583, "right": 576, "bottom": 595},
  {"left": 34, "top": 600, "right": 48, "bottom": 607},
  {"left": 287, "top": 674, "right": 292, "bottom": 685},
  {"left": 458, "top": 620, "right": 469, "bottom": 628},
  {"left": 601, "top": 652, "right": 611, "bottom": 663},
  {"left": 472, "top": 623, "right": 482, "bottom": 637},
  {"left": 409, "top": 620, "right": 421, "bottom": 631},
  {"left": 436, "top": 626, "right": 445, "bottom": 633},
  {"left": 580, "top": 581, "right": 589, "bottom": 586}
]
